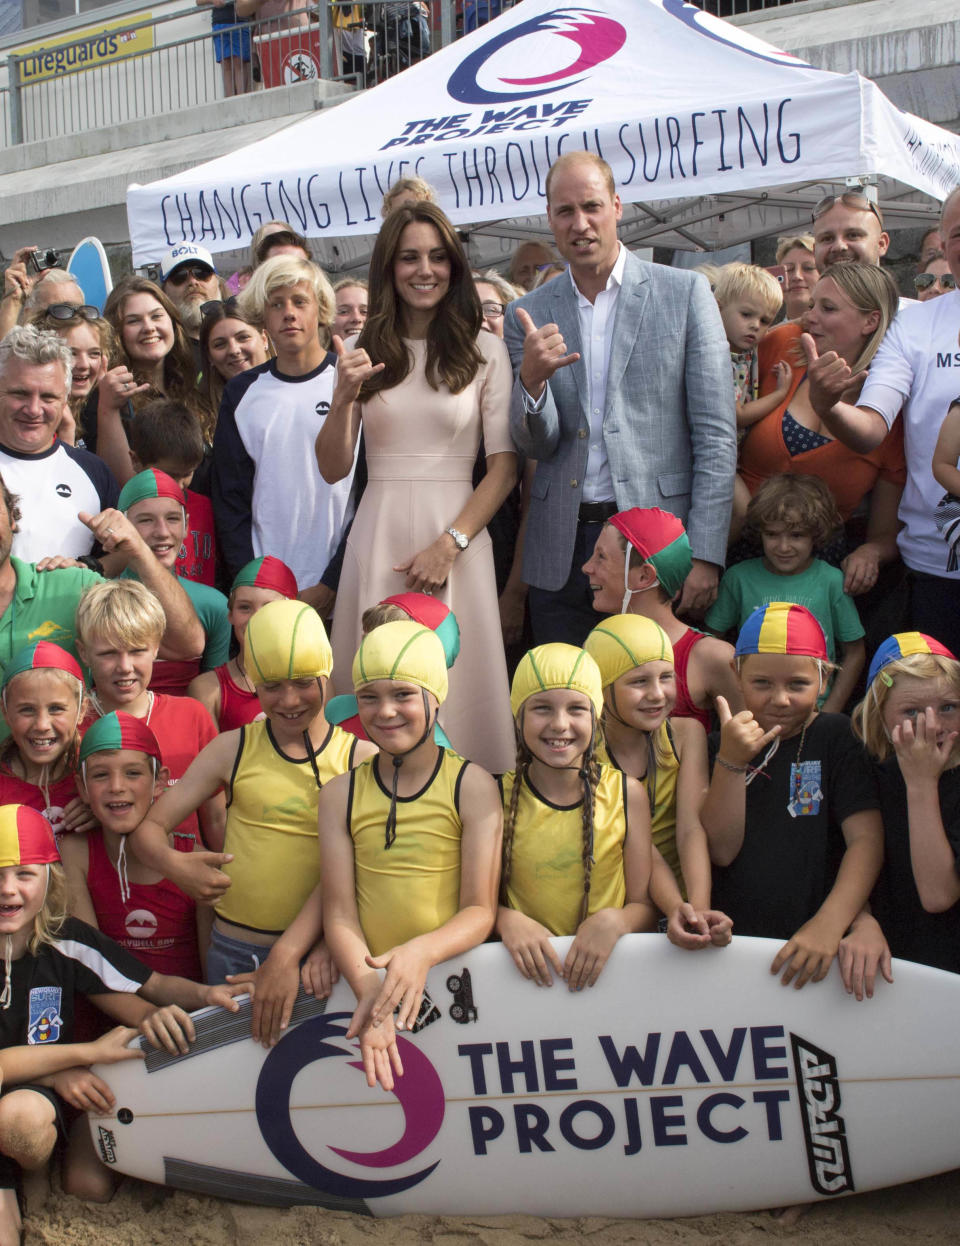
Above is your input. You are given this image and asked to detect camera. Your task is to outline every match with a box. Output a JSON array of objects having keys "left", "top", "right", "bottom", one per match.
[{"left": 29, "top": 247, "right": 61, "bottom": 273}]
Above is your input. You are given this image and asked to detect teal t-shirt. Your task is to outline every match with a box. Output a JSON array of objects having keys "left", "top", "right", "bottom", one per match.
[
  {"left": 121, "top": 569, "right": 230, "bottom": 672},
  {"left": 706, "top": 557, "right": 864, "bottom": 662}
]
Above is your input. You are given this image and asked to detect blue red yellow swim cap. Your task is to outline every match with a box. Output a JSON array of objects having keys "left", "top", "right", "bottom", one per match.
[
  {"left": 735, "top": 602, "right": 828, "bottom": 661},
  {"left": 117, "top": 468, "right": 186, "bottom": 512},
  {"left": 867, "top": 632, "right": 956, "bottom": 688}
]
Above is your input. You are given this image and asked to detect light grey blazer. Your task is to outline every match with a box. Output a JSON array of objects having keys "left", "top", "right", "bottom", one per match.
[{"left": 504, "top": 251, "right": 736, "bottom": 592}]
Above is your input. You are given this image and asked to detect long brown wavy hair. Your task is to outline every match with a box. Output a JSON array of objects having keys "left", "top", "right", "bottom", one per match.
[
  {"left": 104, "top": 276, "right": 215, "bottom": 437},
  {"left": 358, "top": 202, "right": 483, "bottom": 399}
]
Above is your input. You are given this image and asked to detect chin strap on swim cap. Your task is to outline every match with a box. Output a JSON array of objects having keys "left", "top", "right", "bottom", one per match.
[
  {"left": 0, "top": 935, "right": 12, "bottom": 1010},
  {"left": 384, "top": 689, "right": 435, "bottom": 850},
  {"left": 620, "top": 538, "right": 657, "bottom": 613}
]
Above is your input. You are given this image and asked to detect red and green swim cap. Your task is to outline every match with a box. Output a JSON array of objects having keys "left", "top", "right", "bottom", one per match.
[
  {"left": 79, "top": 711, "right": 163, "bottom": 766},
  {"left": 117, "top": 468, "right": 186, "bottom": 512},
  {"left": 231, "top": 556, "right": 299, "bottom": 601},
  {"left": 381, "top": 593, "right": 460, "bottom": 668},
  {"left": 2, "top": 641, "right": 83, "bottom": 693},
  {"left": 608, "top": 507, "right": 692, "bottom": 599}
]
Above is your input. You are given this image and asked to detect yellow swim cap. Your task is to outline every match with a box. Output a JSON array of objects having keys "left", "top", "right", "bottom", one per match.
[
  {"left": 510, "top": 644, "right": 603, "bottom": 717},
  {"left": 584, "top": 614, "right": 674, "bottom": 688},
  {"left": 243, "top": 599, "right": 333, "bottom": 684},
  {"left": 352, "top": 620, "right": 448, "bottom": 705}
]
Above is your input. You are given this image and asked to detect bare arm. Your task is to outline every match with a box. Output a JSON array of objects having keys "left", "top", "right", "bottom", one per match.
[
  {"left": 672, "top": 718, "right": 713, "bottom": 910},
  {"left": 186, "top": 669, "right": 223, "bottom": 726},
  {"left": 894, "top": 714, "right": 960, "bottom": 912},
  {"left": 736, "top": 361, "right": 792, "bottom": 429},
  {"left": 130, "top": 732, "right": 237, "bottom": 900},
  {"left": 802, "top": 333, "right": 889, "bottom": 453},
  {"left": 700, "top": 697, "right": 780, "bottom": 866},
  {"left": 822, "top": 638, "right": 865, "bottom": 715},
  {"left": 314, "top": 336, "right": 377, "bottom": 483},
  {"left": 842, "top": 477, "right": 903, "bottom": 596},
  {"left": 932, "top": 404, "right": 960, "bottom": 498},
  {"left": 58, "top": 835, "right": 100, "bottom": 928}
]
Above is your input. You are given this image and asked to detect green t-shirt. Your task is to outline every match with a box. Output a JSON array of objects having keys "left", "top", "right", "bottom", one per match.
[
  {"left": 706, "top": 557, "right": 864, "bottom": 661},
  {"left": 0, "top": 557, "right": 103, "bottom": 742}
]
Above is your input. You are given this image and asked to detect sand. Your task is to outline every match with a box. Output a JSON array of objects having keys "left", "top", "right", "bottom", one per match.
[{"left": 23, "top": 1168, "right": 960, "bottom": 1246}]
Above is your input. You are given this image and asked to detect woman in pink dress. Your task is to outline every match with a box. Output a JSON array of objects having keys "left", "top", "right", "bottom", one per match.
[{"left": 316, "top": 203, "right": 518, "bottom": 773}]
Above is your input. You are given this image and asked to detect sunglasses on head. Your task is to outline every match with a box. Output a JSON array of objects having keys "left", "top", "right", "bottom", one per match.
[
  {"left": 201, "top": 297, "right": 241, "bottom": 319},
  {"left": 44, "top": 302, "right": 99, "bottom": 322},
  {"left": 812, "top": 191, "right": 884, "bottom": 229},
  {"left": 167, "top": 264, "right": 214, "bottom": 286},
  {"left": 914, "top": 272, "right": 956, "bottom": 293}
]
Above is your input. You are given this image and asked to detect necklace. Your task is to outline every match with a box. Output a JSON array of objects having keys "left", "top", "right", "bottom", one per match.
[
  {"left": 233, "top": 655, "right": 255, "bottom": 695},
  {"left": 91, "top": 689, "right": 155, "bottom": 724}
]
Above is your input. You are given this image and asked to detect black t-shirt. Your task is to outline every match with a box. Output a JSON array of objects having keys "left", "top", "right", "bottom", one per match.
[
  {"left": 870, "top": 759, "right": 960, "bottom": 973},
  {"left": 708, "top": 713, "right": 879, "bottom": 939},
  {"left": 1, "top": 916, "right": 151, "bottom": 1049}
]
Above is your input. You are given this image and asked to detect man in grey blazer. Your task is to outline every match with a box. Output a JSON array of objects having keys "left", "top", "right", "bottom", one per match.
[{"left": 504, "top": 152, "right": 736, "bottom": 645}]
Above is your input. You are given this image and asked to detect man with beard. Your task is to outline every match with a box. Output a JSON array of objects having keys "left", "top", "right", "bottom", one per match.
[{"left": 159, "top": 244, "right": 223, "bottom": 362}]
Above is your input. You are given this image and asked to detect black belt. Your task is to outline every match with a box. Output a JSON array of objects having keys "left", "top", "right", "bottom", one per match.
[{"left": 578, "top": 500, "right": 618, "bottom": 524}]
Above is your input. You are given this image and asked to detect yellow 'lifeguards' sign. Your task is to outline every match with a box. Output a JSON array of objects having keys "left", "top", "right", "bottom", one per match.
[{"left": 14, "top": 15, "right": 154, "bottom": 85}]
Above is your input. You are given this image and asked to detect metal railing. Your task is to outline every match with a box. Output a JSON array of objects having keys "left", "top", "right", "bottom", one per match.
[
  {"left": 692, "top": 0, "right": 802, "bottom": 14},
  {"left": 0, "top": 0, "right": 524, "bottom": 146}
]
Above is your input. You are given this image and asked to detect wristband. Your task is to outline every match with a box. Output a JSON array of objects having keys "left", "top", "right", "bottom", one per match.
[{"left": 715, "top": 756, "right": 748, "bottom": 775}]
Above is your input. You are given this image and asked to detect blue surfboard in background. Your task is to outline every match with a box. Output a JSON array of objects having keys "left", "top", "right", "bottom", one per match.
[{"left": 67, "top": 236, "right": 112, "bottom": 312}]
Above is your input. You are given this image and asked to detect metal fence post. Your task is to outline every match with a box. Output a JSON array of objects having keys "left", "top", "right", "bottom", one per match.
[
  {"left": 318, "top": 0, "right": 334, "bottom": 80},
  {"left": 7, "top": 53, "right": 23, "bottom": 144},
  {"left": 440, "top": 0, "right": 453, "bottom": 48}
]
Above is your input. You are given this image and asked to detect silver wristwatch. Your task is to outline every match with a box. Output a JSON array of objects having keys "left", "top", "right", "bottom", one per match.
[{"left": 446, "top": 526, "right": 469, "bottom": 551}]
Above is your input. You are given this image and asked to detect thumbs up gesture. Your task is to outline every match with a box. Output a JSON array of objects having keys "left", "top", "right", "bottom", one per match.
[
  {"left": 516, "top": 306, "right": 580, "bottom": 399},
  {"left": 801, "top": 331, "right": 868, "bottom": 418}
]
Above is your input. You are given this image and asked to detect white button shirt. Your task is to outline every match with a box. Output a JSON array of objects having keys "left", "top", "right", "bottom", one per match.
[{"left": 522, "top": 244, "right": 626, "bottom": 503}]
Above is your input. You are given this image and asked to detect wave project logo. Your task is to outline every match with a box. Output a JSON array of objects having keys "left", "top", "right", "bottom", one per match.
[
  {"left": 255, "top": 1012, "right": 445, "bottom": 1200},
  {"left": 447, "top": 7, "right": 627, "bottom": 105}
]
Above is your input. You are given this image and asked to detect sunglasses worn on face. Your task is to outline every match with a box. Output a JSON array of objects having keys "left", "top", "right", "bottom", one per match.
[
  {"left": 812, "top": 191, "right": 884, "bottom": 229},
  {"left": 480, "top": 301, "right": 506, "bottom": 318},
  {"left": 201, "top": 297, "right": 241, "bottom": 319},
  {"left": 914, "top": 272, "right": 956, "bottom": 292},
  {"left": 168, "top": 265, "right": 215, "bottom": 286},
  {"left": 44, "top": 303, "right": 99, "bottom": 321}
]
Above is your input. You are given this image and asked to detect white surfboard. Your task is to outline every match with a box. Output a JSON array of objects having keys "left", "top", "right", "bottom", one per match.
[
  {"left": 90, "top": 935, "right": 960, "bottom": 1217},
  {"left": 66, "top": 237, "right": 112, "bottom": 313}
]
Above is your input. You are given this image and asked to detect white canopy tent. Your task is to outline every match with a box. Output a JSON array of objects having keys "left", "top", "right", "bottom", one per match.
[{"left": 126, "top": 0, "right": 960, "bottom": 272}]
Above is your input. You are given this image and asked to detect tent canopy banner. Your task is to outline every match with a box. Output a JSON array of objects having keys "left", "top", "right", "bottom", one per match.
[{"left": 126, "top": 0, "right": 960, "bottom": 265}]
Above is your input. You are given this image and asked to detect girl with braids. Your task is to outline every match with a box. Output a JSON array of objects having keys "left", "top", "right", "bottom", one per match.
[
  {"left": 497, "top": 644, "right": 663, "bottom": 993},
  {"left": 320, "top": 621, "right": 502, "bottom": 1093},
  {"left": 583, "top": 614, "right": 732, "bottom": 947},
  {"left": 130, "top": 599, "right": 375, "bottom": 1042},
  {"left": 317, "top": 201, "right": 518, "bottom": 775}
]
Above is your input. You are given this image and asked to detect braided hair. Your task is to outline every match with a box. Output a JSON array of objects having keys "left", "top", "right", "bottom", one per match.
[{"left": 502, "top": 706, "right": 602, "bottom": 925}]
